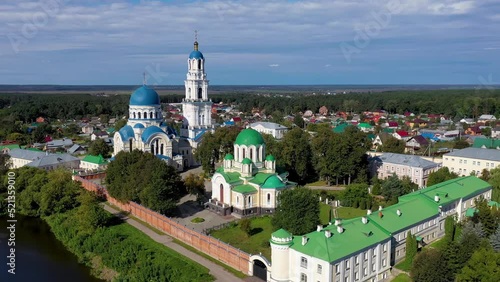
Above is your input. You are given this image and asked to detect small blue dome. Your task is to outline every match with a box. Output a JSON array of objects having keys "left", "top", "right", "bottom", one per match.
[
  {"left": 141, "top": 126, "right": 166, "bottom": 142},
  {"left": 133, "top": 123, "right": 145, "bottom": 129},
  {"left": 130, "top": 85, "right": 160, "bottom": 106},
  {"left": 118, "top": 125, "right": 135, "bottom": 141},
  {"left": 189, "top": 50, "right": 204, "bottom": 59}
]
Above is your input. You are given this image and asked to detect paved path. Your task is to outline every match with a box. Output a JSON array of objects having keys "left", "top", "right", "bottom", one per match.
[{"left": 103, "top": 204, "right": 246, "bottom": 282}]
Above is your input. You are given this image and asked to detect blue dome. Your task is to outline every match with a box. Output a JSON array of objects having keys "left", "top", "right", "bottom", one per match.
[
  {"left": 130, "top": 85, "right": 160, "bottom": 106},
  {"left": 141, "top": 126, "right": 166, "bottom": 142},
  {"left": 189, "top": 50, "right": 204, "bottom": 59},
  {"left": 118, "top": 125, "right": 135, "bottom": 141},
  {"left": 133, "top": 123, "right": 145, "bottom": 129}
]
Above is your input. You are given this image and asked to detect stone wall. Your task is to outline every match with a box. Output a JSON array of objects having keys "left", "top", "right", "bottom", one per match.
[{"left": 74, "top": 175, "right": 251, "bottom": 274}]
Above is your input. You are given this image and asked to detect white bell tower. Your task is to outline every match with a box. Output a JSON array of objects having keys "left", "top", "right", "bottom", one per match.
[{"left": 181, "top": 32, "right": 215, "bottom": 144}]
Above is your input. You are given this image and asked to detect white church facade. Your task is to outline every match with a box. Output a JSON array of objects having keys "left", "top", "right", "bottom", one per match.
[
  {"left": 113, "top": 40, "right": 215, "bottom": 170},
  {"left": 209, "top": 128, "right": 296, "bottom": 217}
]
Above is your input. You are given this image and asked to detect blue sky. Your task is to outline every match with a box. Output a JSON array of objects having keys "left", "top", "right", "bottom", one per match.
[{"left": 1, "top": 0, "right": 499, "bottom": 85}]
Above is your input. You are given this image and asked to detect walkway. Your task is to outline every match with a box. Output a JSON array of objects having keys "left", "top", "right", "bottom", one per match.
[{"left": 103, "top": 204, "right": 246, "bottom": 282}]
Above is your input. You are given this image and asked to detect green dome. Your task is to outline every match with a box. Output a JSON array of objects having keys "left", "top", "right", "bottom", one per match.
[
  {"left": 261, "top": 175, "right": 286, "bottom": 189},
  {"left": 272, "top": 228, "right": 292, "bottom": 239},
  {"left": 224, "top": 153, "right": 234, "bottom": 160},
  {"left": 242, "top": 158, "right": 252, "bottom": 165},
  {"left": 235, "top": 128, "right": 265, "bottom": 146},
  {"left": 265, "top": 155, "right": 275, "bottom": 161}
]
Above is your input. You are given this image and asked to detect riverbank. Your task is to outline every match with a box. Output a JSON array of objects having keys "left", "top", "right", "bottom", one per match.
[{"left": 44, "top": 208, "right": 214, "bottom": 282}]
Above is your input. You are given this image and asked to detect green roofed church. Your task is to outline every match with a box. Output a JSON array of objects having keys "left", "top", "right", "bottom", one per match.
[
  {"left": 268, "top": 176, "right": 492, "bottom": 282},
  {"left": 209, "top": 128, "right": 295, "bottom": 217}
]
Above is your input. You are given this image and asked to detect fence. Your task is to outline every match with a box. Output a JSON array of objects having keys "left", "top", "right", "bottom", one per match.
[{"left": 74, "top": 175, "right": 251, "bottom": 274}]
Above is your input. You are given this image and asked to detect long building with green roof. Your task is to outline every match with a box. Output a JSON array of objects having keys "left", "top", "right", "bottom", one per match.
[
  {"left": 269, "top": 176, "right": 492, "bottom": 282},
  {"left": 209, "top": 128, "right": 295, "bottom": 217}
]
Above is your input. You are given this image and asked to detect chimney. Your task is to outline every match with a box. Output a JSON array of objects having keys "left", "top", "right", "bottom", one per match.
[
  {"left": 302, "top": 236, "right": 308, "bottom": 246},
  {"left": 334, "top": 219, "right": 342, "bottom": 226},
  {"left": 434, "top": 194, "right": 440, "bottom": 202},
  {"left": 379, "top": 205, "right": 383, "bottom": 211},
  {"left": 396, "top": 209, "right": 401, "bottom": 216},
  {"left": 337, "top": 225, "right": 344, "bottom": 234},
  {"left": 367, "top": 209, "right": 372, "bottom": 215},
  {"left": 362, "top": 216, "right": 368, "bottom": 224},
  {"left": 317, "top": 225, "right": 322, "bottom": 232},
  {"left": 325, "top": 230, "right": 332, "bottom": 238}
]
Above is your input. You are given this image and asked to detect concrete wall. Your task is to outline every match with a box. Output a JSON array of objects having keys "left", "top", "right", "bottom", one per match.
[{"left": 74, "top": 175, "right": 251, "bottom": 275}]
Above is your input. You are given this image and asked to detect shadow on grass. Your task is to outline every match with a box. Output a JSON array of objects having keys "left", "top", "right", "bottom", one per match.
[{"left": 249, "top": 227, "right": 263, "bottom": 236}]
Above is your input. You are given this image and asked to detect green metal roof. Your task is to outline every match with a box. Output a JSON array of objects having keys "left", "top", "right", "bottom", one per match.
[
  {"left": 465, "top": 208, "right": 478, "bottom": 217},
  {"left": 216, "top": 171, "right": 242, "bottom": 184},
  {"left": 272, "top": 228, "right": 292, "bottom": 239},
  {"left": 242, "top": 158, "right": 252, "bottom": 165},
  {"left": 265, "top": 154, "right": 275, "bottom": 161},
  {"left": 224, "top": 153, "right": 234, "bottom": 160},
  {"left": 232, "top": 184, "right": 257, "bottom": 194},
  {"left": 234, "top": 128, "right": 265, "bottom": 146},
  {"left": 333, "top": 123, "right": 352, "bottom": 133},
  {"left": 82, "top": 154, "right": 107, "bottom": 165},
  {"left": 358, "top": 123, "right": 372, "bottom": 128},
  {"left": 249, "top": 173, "right": 274, "bottom": 185},
  {"left": 472, "top": 138, "right": 500, "bottom": 149},
  {"left": 290, "top": 218, "right": 391, "bottom": 263},
  {"left": 367, "top": 197, "right": 439, "bottom": 234},
  {"left": 261, "top": 175, "right": 286, "bottom": 189},
  {"left": 400, "top": 176, "right": 492, "bottom": 206},
  {"left": 0, "top": 144, "right": 20, "bottom": 150}
]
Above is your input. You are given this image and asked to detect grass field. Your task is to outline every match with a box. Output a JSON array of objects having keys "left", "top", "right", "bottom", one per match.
[
  {"left": 321, "top": 204, "right": 367, "bottom": 224},
  {"left": 210, "top": 216, "right": 273, "bottom": 260},
  {"left": 391, "top": 273, "right": 411, "bottom": 282},
  {"left": 395, "top": 259, "right": 412, "bottom": 272}
]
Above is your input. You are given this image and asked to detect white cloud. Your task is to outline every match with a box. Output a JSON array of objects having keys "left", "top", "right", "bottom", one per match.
[{"left": 269, "top": 64, "right": 280, "bottom": 67}]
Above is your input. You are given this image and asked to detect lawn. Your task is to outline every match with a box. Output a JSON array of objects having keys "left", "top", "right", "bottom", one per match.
[
  {"left": 427, "top": 238, "right": 447, "bottom": 250},
  {"left": 391, "top": 273, "right": 411, "bottom": 282},
  {"left": 210, "top": 216, "right": 273, "bottom": 260},
  {"left": 395, "top": 259, "right": 412, "bottom": 272},
  {"left": 336, "top": 206, "right": 367, "bottom": 219},
  {"left": 306, "top": 180, "right": 328, "bottom": 186}
]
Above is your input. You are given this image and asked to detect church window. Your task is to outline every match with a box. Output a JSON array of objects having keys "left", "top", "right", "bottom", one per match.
[
  {"left": 236, "top": 196, "right": 239, "bottom": 204},
  {"left": 129, "top": 139, "right": 132, "bottom": 151},
  {"left": 133, "top": 112, "right": 136, "bottom": 119},
  {"left": 243, "top": 148, "right": 246, "bottom": 159},
  {"left": 267, "top": 193, "right": 271, "bottom": 205},
  {"left": 188, "top": 88, "right": 191, "bottom": 98},
  {"left": 248, "top": 196, "right": 252, "bottom": 207},
  {"left": 160, "top": 144, "right": 164, "bottom": 155},
  {"left": 144, "top": 112, "right": 147, "bottom": 119},
  {"left": 198, "top": 88, "right": 202, "bottom": 99},
  {"left": 151, "top": 144, "right": 155, "bottom": 154},
  {"left": 250, "top": 148, "right": 253, "bottom": 160},
  {"left": 150, "top": 112, "right": 153, "bottom": 119},
  {"left": 300, "top": 273, "right": 307, "bottom": 282},
  {"left": 198, "top": 59, "right": 201, "bottom": 69},
  {"left": 138, "top": 112, "right": 141, "bottom": 119}
]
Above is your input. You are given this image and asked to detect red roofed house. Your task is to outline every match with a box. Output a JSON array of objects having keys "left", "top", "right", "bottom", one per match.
[{"left": 393, "top": 131, "right": 410, "bottom": 141}]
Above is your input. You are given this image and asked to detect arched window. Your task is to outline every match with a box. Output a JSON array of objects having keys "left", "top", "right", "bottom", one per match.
[
  {"left": 150, "top": 112, "right": 153, "bottom": 119},
  {"left": 188, "top": 88, "right": 191, "bottom": 99},
  {"left": 250, "top": 148, "right": 253, "bottom": 160},
  {"left": 160, "top": 144, "right": 164, "bottom": 155},
  {"left": 143, "top": 112, "right": 147, "bottom": 119},
  {"left": 129, "top": 139, "right": 133, "bottom": 151},
  {"left": 267, "top": 193, "right": 271, "bottom": 202},
  {"left": 236, "top": 196, "right": 239, "bottom": 204},
  {"left": 248, "top": 196, "right": 252, "bottom": 206},
  {"left": 138, "top": 112, "right": 141, "bottom": 119},
  {"left": 242, "top": 148, "right": 246, "bottom": 159},
  {"left": 198, "top": 88, "right": 202, "bottom": 99},
  {"left": 198, "top": 60, "right": 201, "bottom": 69},
  {"left": 133, "top": 112, "right": 136, "bottom": 119}
]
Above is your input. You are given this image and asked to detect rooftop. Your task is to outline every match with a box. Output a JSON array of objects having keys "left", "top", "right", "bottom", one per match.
[
  {"left": 444, "top": 147, "right": 500, "bottom": 162},
  {"left": 232, "top": 184, "right": 257, "bottom": 194},
  {"left": 373, "top": 153, "right": 439, "bottom": 169},
  {"left": 250, "top": 122, "right": 288, "bottom": 130}
]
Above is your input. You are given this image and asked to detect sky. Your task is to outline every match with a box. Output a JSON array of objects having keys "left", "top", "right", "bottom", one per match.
[{"left": 0, "top": 0, "right": 499, "bottom": 85}]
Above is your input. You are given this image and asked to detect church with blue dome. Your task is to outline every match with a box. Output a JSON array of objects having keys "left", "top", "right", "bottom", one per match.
[{"left": 113, "top": 39, "right": 216, "bottom": 170}]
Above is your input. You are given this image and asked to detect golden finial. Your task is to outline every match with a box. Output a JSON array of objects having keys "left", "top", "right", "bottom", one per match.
[{"left": 194, "top": 30, "right": 199, "bottom": 51}]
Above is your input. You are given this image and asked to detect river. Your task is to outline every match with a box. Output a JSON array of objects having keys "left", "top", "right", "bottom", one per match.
[{"left": 0, "top": 215, "right": 104, "bottom": 282}]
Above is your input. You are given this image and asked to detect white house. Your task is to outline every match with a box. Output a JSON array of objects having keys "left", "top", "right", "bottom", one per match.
[
  {"left": 80, "top": 154, "right": 108, "bottom": 171},
  {"left": 443, "top": 147, "right": 500, "bottom": 176},
  {"left": 8, "top": 149, "right": 80, "bottom": 170},
  {"left": 249, "top": 122, "right": 289, "bottom": 140}
]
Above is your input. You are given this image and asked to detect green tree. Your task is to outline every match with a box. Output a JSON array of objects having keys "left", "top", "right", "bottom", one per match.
[
  {"left": 272, "top": 187, "right": 319, "bottom": 235},
  {"left": 489, "top": 224, "right": 500, "bottom": 252},
  {"left": 294, "top": 114, "right": 304, "bottom": 128},
  {"left": 280, "top": 128, "right": 313, "bottom": 183},
  {"left": 472, "top": 197, "right": 498, "bottom": 236},
  {"left": 406, "top": 231, "right": 417, "bottom": 264},
  {"left": 411, "top": 248, "right": 451, "bottom": 282},
  {"left": 427, "top": 167, "right": 459, "bottom": 186},
  {"left": 88, "top": 138, "right": 111, "bottom": 158},
  {"left": 456, "top": 247, "right": 500, "bottom": 282},
  {"left": 371, "top": 176, "right": 381, "bottom": 195},
  {"left": 39, "top": 169, "right": 82, "bottom": 216},
  {"left": 76, "top": 191, "right": 111, "bottom": 232},
  {"left": 380, "top": 174, "right": 405, "bottom": 202},
  {"left": 0, "top": 154, "right": 10, "bottom": 175},
  {"left": 184, "top": 173, "right": 206, "bottom": 200},
  {"left": 240, "top": 218, "right": 252, "bottom": 236},
  {"left": 380, "top": 136, "right": 405, "bottom": 153},
  {"left": 341, "top": 183, "right": 372, "bottom": 208},
  {"left": 444, "top": 216, "right": 456, "bottom": 243},
  {"left": 487, "top": 167, "right": 500, "bottom": 202},
  {"left": 453, "top": 139, "right": 470, "bottom": 149}
]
